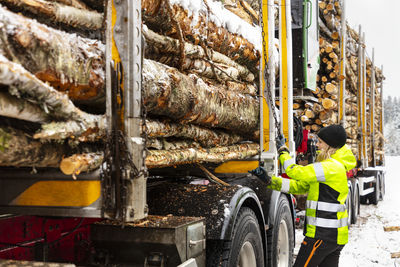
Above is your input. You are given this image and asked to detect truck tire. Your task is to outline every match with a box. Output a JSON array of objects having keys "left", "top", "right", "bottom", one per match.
[
  {"left": 267, "top": 195, "right": 294, "bottom": 267},
  {"left": 369, "top": 173, "right": 380, "bottom": 205},
  {"left": 207, "top": 207, "right": 264, "bottom": 267},
  {"left": 351, "top": 184, "right": 359, "bottom": 224}
]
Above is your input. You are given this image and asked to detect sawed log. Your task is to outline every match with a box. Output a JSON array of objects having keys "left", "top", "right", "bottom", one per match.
[
  {"left": 60, "top": 152, "right": 103, "bottom": 178},
  {"left": 142, "top": 0, "right": 260, "bottom": 71},
  {"left": 143, "top": 59, "right": 259, "bottom": 134},
  {"left": 0, "top": 126, "right": 66, "bottom": 167},
  {"left": 143, "top": 26, "right": 255, "bottom": 82},
  {"left": 0, "top": 54, "right": 106, "bottom": 141},
  {"left": 145, "top": 119, "right": 245, "bottom": 147},
  {"left": 1, "top": 0, "right": 103, "bottom": 30},
  {"left": 0, "top": 6, "right": 105, "bottom": 102},
  {"left": 146, "top": 143, "right": 259, "bottom": 168}
]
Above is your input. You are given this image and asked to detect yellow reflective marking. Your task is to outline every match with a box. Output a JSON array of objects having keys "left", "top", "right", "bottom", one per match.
[
  {"left": 262, "top": 1, "right": 270, "bottom": 151},
  {"left": 339, "top": 34, "right": 345, "bottom": 121},
  {"left": 362, "top": 59, "right": 366, "bottom": 159},
  {"left": 281, "top": 0, "right": 289, "bottom": 146},
  {"left": 215, "top": 161, "right": 259, "bottom": 174},
  {"left": 13, "top": 181, "right": 101, "bottom": 207},
  {"left": 111, "top": 0, "right": 121, "bottom": 64}
]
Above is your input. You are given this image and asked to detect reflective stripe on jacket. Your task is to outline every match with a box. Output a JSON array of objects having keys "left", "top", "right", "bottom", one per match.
[{"left": 268, "top": 145, "right": 357, "bottom": 245}]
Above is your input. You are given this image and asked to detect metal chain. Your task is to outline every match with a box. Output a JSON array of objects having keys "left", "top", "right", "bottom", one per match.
[
  {"left": 260, "top": 1, "right": 282, "bottom": 139},
  {"left": 100, "top": 129, "right": 114, "bottom": 217}
]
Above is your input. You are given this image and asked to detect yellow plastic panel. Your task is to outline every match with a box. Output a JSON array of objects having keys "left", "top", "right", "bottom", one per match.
[
  {"left": 12, "top": 181, "right": 101, "bottom": 207},
  {"left": 215, "top": 161, "right": 259, "bottom": 174}
]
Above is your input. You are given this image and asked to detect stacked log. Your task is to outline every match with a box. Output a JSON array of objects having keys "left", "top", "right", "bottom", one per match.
[
  {"left": 297, "top": 0, "right": 385, "bottom": 162},
  {"left": 0, "top": 0, "right": 266, "bottom": 174}
]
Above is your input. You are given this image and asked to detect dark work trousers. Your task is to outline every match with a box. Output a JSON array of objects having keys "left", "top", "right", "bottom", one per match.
[{"left": 293, "top": 237, "right": 345, "bottom": 267}]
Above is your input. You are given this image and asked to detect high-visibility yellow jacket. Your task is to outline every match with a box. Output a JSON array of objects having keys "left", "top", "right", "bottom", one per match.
[{"left": 268, "top": 144, "right": 357, "bottom": 245}]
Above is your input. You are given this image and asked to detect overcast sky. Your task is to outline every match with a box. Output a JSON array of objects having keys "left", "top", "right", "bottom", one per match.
[{"left": 346, "top": 0, "right": 400, "bottom": 98}]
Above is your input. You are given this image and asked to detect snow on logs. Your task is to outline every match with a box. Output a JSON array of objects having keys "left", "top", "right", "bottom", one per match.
[
  {"left": 0, "top": 0, "right": 263, "bottom": 172},
  {"left": 0, "top": 5, "right": 105, "bottom": 102},
  {"left": 142, "top": 0, "right": 261, "bottom": 72},
  {"left": 143, "top": 59, "right": 259, "bottom": 134}
]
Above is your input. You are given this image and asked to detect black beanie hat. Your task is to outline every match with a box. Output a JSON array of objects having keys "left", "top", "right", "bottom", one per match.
[{"left": 317, "top": 124, "right": 347, "bottom": 148}]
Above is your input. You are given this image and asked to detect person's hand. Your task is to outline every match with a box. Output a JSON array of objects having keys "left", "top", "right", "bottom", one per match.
[
  {"left": 249, "top": 166, "right": 271, "bottom": 184},
  {"left": 276, "top": 135, "right": 289, "bottom": 154}
]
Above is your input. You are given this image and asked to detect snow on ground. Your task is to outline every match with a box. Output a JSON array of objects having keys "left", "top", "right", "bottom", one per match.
[{"left": 295, "top": 156, "right": 400, "bottom": 267}]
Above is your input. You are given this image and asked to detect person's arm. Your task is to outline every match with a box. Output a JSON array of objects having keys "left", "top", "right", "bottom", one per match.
[
  {"left": 267, "top": 175, "right": 310, "bottom": 194},
  {"left": 279, "top": 151, "right": 326, "bottom": 183}
]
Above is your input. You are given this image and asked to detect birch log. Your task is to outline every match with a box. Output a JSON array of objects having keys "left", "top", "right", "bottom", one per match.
[
  {"left": 0, "top": 92, "right": 49, "bottom": 123},
  {"left": 0, "top": 6, "right": 105, "bottom": 102},
  {"left": 0, "top": 55, "right": 107, "bottom": 141},
  {"left": 52, "top": 0, "right": 90, "bottom": 10},
  {"left": 146, "top": 143, "right": 259, "bottom": 168},
  {"left": 0, "top": 126, "right": 65, "bottom": 167},
  {"left": 142, "top": 0, "right": 260, "bottom": 71},
  {"left": 60, "top": 152, "right": 103, "bottom": 178},
  {"left": 1, "top": 0, "right": 103, "bottom": 30},
  {"left": 143, "top": 59, "right": 259, "bottom": 134},
  {"left": 145, "top": 119, "right": 245, "bottom": 147}
]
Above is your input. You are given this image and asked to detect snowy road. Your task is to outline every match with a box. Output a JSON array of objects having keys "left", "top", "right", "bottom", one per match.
[{"left": 295, "top": 156, "right": 400, "bottom": 267}]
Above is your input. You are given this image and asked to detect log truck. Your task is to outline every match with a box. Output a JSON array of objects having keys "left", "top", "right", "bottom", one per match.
[{"left": 0, "top": 0, "right": 385, "bottom": 266}]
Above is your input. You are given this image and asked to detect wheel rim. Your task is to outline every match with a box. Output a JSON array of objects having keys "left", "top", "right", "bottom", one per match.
[
  {"left": 277, "top": 219, "right": 290, "bottom": 267},
  {"left": 238, "top": 241, "right": 257, "bottom": 267}
]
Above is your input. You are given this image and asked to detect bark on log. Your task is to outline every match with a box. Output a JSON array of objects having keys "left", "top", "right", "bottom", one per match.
[
  {"left": 53, "top": 0, "right": 90, "bottom": 10},
  {"left": 34, "top": 115, "right": 106, "bottom": 142},
  {"left": 143, "top": 27, "right": 255, "bottom": 81},
  {"left": 0, "top": 126, "right": 65, "bottom": 167},
  {"left": 2, "top": 0, "right": 103, "bottom": 30},
  {"left": 145, "top": 119, "right": 245, "bottom": 147},
  {"left": 143, "top": 59, "right": 259, "bottom": 134},
  {"left": 145, "top": 143, "right": 259, "bottom": 168},
  {"left": 0, "top": 55, "right": 107, "bottom": 141},
  {"left": 147, "top": 138, "right": 200, "bottom": 150},
  {"left": 0, "top": 91, "right": 49, "bottom": 123},
  {"left": 142, "top": 0, "right": 260, "bottom": 71},
  {"left": 60, "top": 152, "right": 103, "bottom": 178},
  {"left": 0, "top": 6, "right": 105, "bottom": 102}
]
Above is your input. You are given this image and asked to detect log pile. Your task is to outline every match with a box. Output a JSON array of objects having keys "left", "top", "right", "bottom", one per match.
[
  {"left": 295, "top": 0, "right": 385, "bottom": 162},
  {"left": 0, "top": 0, "right": 265, "bottom": 174}
]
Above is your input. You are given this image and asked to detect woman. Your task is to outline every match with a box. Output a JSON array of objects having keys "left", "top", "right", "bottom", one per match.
[{"left": 269, "top": 124, "right": 356, "bottom": 266}]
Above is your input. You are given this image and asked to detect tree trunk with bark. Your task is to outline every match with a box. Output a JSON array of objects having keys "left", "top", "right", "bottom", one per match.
[
  {"left": 142, "top": 0, "right": 260, "bottom": 72},
  {"left": 143, "top": 59, "right": 259, "bottom": 134},
  {"left": 146, "top": 143, "right": 259, "bottom": 168},
  {"left": 60, "top": 152, "right": 103, "bottom": 178},
  {"left": 145, "top": 119, "right": 246, "bottom": 147},
  {"left": 0, "top": 6, "right": 105, "bottom": 103},
  {"left": 2, "top": 0, "right": 103, "bottom": 31},
  {"left": 0, "top": 54, "right": 108, "bottom": 141},
  {"left": 0, "top": 126, "right": 66, "bottom": 167}
]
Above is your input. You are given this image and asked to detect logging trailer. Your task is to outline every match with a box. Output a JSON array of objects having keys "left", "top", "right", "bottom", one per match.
[{"left": 0, "top": 0, "right": 385, "bottom": 266}]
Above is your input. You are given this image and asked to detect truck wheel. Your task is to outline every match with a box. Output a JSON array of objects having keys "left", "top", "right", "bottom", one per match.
[
  {"left": 351, "top": 185, "right": 359, "bottom": 224},
  {"left": 207, "top": 207, "right": 264, "bottom": 267},
  {"left": 268, "top": 195, "right": 294, "bottom": 267},
  {"left": 369, "top": 174, "right": 380, "bottom": 205},
  {"left": 346, "top": 190, "right": 352, "bottom": 227}
]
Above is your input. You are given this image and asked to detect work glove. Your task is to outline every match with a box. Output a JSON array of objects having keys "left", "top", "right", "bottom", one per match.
[
  {"left": 276, "top": 135, "right": 289, "bottom": 154},
  {"left": 249, "top": 166, "right": 271, "bottom": 185}
]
